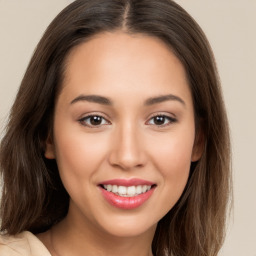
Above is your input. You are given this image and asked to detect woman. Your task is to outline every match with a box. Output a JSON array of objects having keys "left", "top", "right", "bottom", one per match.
[{"left": 0, "top": 0, "right": 231, "bottom": 255}]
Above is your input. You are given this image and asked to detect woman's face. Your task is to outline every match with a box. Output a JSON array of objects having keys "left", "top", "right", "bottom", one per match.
[{"left": 45, "top": 31, "right": 201, "bottom": 238}]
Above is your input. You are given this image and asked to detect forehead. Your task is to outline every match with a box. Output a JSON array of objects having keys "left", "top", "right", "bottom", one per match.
[{"left": 60, "top": 31, "right": 192, "bottom": 106}]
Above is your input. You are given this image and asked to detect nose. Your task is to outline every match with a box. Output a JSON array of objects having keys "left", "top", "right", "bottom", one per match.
[{"left": 108, "top": 123, "right": 147, "bottom": 170}]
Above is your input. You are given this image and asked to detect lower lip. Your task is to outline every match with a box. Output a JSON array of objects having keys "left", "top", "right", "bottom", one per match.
[{"left": 99, "top": 187, "right": 155, "bottom": 210}]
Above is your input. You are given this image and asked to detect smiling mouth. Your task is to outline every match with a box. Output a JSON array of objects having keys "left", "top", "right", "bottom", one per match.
[
  {"left": 99, "top": 180, "right": 157, "bottom": 209},
  {"left": 100, "top": 184, "right": 156, "bottom": 197}
]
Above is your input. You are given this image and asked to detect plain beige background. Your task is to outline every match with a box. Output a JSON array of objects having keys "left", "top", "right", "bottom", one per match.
[{"left": 0, "top": 1, "right": 255, "bottom": 255}]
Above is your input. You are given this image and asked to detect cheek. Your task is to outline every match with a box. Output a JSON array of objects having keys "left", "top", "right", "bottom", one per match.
[
  {"left": 150, "top": 127, "right": 195, "bottom": 175},
  {"left": 149, "top": 128, "right": 195, "bottom": 205},
  {"left": 156, "top": 140, "right": 192, "bottom": 193},
  {"left": 160, "top": 141, "right": 193, "bottom": 173},
  {"left": 53, "top": 127, "right": 110, "bottom": 182},
  {"left": 52, "top": 130, "right": 112, "bottom": 213}
]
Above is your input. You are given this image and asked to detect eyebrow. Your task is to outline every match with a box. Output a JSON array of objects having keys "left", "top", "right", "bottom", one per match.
[
  {"left": 70, "top": 95, "right": 112, "bottom": 105},
  {"left": 70, "top": 93, "right": 185, "bottom": 106},
  {"left": 145, "top": 94, "right": 185, "bottom": 106}
]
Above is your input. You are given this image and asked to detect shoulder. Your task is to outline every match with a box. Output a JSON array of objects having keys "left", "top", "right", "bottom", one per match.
[{"left": 0, "top": 231, "right": 51, "bottom": 256}]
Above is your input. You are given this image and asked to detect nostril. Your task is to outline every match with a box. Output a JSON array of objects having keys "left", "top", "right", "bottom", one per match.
[{"left": 108, "top": 153, "right": 146, "bottom": 170}]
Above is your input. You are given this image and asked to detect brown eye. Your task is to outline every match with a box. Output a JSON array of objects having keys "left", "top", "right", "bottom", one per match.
[
  {"left": 147, "top": 115, "right": 177, "bottom": 127},
  {"left": 79, "top": 115, "right": 109, "bottom": 127},
  {"left": 90, "top": 116, "right": 103, "bottom": 126},
  {"left": 153, "top": 116, "right": 166, "bottom": 125}
]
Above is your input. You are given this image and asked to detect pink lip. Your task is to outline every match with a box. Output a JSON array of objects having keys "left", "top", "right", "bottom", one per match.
[
  {"left": 99, "top": 186, "right": 155, "bottom": 210},
  {"left": 98, "top": 179, "right": 156, "bottom": 210},
  {"left": 100, "top": 178, "right": 154, "bottom": 186}
]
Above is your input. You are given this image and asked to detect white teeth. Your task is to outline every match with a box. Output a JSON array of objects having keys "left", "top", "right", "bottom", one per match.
[
  {"left": 136, "top": 185, "right": 142, "bottom": 194},
  {"left": 142, "top": 185, "right": 148, "bottom": 193},
  {"left": 127, "top": 186, "right": 136, "bottom": 196},
  {"left": 103, "top": 184, "right": 152, "bottom": 197},
  {"left": 118, "top": 186, "right": 127, "bottom": 195},
  {"left": 112, "top": 185, "right": 118, "bottom": 193}
]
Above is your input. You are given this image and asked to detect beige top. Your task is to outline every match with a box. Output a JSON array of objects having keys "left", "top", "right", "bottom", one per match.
[{"left": 0, "top": 231, "right": 51, "bottom": 256}]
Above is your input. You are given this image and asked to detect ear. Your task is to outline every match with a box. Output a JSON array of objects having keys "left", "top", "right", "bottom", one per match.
[
  {"left": 44, "top": 135, "right": 56, "bottom": 159},
  {"left": 191, "top": 127, "right": 205, "bottom": 162}
]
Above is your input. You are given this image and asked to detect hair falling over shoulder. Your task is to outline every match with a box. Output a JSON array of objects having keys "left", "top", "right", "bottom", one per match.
[{"left": 0, "top": 1, "right": 232, "bottom": 255}]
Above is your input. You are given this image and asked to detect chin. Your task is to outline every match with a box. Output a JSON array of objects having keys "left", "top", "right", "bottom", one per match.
[{"left": 93, "top": 212, "right": 158, "bottom": 238}]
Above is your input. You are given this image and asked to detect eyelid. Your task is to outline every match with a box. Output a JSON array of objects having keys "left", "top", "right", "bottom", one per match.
[
  {"left": 146, "top": 112, "right": 177, "bottom": 127},
  {"left": 78, "top": 112, "right": 111, "bottom": 128}
]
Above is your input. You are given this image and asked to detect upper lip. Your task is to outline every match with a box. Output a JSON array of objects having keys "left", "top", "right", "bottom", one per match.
[{"left": 99, "top": 178, "right": 155, "bottom": 186}]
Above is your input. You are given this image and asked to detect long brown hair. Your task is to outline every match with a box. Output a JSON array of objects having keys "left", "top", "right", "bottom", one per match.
[{"left": 0, "top": 1, "right": 231, "bottom": 255}]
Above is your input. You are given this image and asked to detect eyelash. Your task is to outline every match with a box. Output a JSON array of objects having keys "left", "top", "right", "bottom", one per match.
[
  {"left": 146, "top": 114, "right": 177, "bottom": 127},
  {"left": 78, "top": 114, "right": 110, "bottom": 128},
  {"left": 78, "top": 113, "right": 177, "bottom": 128}
]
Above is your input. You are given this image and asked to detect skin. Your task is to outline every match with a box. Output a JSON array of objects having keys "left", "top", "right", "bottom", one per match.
[{"left": 39, "top": 31, "right": 202, "bottom": 256}]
